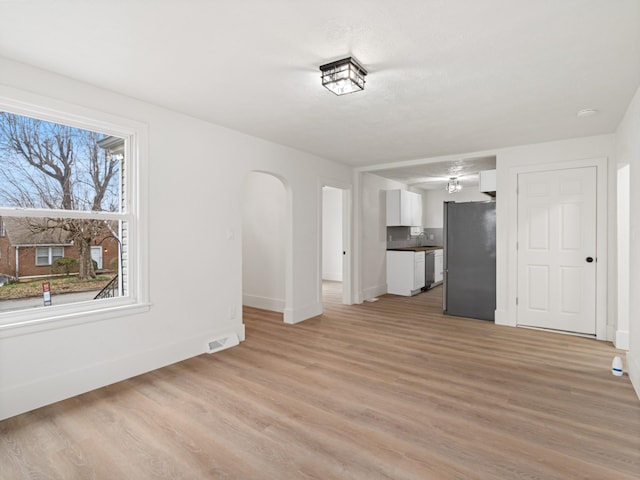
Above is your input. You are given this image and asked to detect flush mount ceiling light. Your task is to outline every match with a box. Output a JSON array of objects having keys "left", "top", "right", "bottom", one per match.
[
  {"left": 446, "top": 177, "right": 462, "bottom": 194},
  {"left": 319, "top": 57, "right": 367, "bottom": 96}
]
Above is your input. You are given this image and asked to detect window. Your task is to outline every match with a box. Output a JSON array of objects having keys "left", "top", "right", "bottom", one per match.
[
  {"left": 35, "top": 247, "right": 65, "bottom": 266},
  {"left": 0, "top": 94, "right": 148, "bottom": 333}
]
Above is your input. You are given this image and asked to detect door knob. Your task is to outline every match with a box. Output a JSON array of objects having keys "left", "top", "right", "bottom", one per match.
[{"left": 586, "top": 257, "right": 594, "bottom": 263}]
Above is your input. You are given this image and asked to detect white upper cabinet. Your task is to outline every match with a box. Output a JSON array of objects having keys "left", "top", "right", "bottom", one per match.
[
  {"left": 479, "top": 169, "right": 497, "bottom": 193},
  {"left": 409, "top": 191, "right": 422, "bottom": 226},
  {"left": 386, "top": 189, "right": 422, "bottom": 226}
]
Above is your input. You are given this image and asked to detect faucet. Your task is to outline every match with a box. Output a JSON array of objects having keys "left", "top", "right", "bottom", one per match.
[{"left": 416, "top": 231, "right": 426, "bottom": 247}]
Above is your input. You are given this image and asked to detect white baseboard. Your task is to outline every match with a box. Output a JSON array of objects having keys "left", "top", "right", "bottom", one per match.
[
  {"left": 0, "top": 329, "right": 242, "bottom": 421},
  {"left": 494, "top": 309, "right": 514, "bottom": 327},
  {"left": 322, "top": 272, "right": 343, "bottom": 282},
  {"left": 361, "top": 283, "right": 387, "bottom": 302},
  {"left": 242, "top": 294, "right": 285, "bottom": 313},
  {"left": 238, "top": 323, "right": 246, "bottom": 342},
  {"left": 627, "top": 350, "right": 640, "bottom": 401},
  {"left": 283, "top": 302, "right": 323, "bottom": 324},
  {"left": 615, "top": 329, "right": 629, "bottom": 350}
]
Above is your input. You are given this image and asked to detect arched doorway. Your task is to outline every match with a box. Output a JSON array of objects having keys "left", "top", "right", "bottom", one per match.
[{"left": 242, "top": 171, "right": 289, "bottom": 316}]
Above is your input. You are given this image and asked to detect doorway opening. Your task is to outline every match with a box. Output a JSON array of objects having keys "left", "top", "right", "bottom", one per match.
[
  {"left": 242, "top": 171, "right": 288, "bottom": 316},
  {"left": 321, "top": 184, "right": 351, "bottom": 306}
]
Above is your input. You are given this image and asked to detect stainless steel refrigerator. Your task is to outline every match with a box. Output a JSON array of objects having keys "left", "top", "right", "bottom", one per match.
[{"left": 443, "top": 201, "right": 496, "bottom": 321}]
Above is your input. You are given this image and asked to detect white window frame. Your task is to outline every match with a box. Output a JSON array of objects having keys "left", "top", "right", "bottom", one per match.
[
  {"left": 0, "top": 87, "right": 149, "bottom": 337},
  {"left": 35, "top": 246, "right": 65, "bottom": 266}
]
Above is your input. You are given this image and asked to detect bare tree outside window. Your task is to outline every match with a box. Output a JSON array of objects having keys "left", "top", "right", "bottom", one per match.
[{"left": 0, "top": 111, "right": 122, "bottom": 281}]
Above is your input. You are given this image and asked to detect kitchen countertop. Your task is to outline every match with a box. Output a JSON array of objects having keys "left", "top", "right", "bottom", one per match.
[{"left": 387, "top": 246, "right": 443, "bottom": 252}]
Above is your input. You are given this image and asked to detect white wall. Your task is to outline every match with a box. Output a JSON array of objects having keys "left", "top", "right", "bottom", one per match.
[
  {"left": 616, "top": 85, "right": 640, "bottom": 399},
  {"left": 242, "top": 172, "right": 286, "bottom": 312},
  {"left": 423, "top": 187, "right": 490, "bottom": 228},
  {"left": 617, "top": 164, "right": 630, "bottom": 349},
  {"left": 358, "top": 172, "right": 408, "bottom": 300},
  {"left": 0, "top": 57, "right": 352, "bottom": 419},
  {"left": 322, "top": 187, "right": 343, "bottom": 281}
]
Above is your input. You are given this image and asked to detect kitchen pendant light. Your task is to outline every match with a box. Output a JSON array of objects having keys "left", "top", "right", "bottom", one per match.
[
  {"left": 446, "top": 177, "right": 462, "bottom": 194},
  {"left": 319, "top": 57, "right": 367, "bottom": 95}
]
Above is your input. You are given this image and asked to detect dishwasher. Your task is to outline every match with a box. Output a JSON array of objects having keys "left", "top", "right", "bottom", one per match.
[{"left": 424, "top": 251, "right": 435, "bottom": 290}]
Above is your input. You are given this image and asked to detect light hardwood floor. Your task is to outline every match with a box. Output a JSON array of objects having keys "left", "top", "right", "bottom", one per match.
[{"left": 1, "top": 283, "right": 639, "bottom": 479}]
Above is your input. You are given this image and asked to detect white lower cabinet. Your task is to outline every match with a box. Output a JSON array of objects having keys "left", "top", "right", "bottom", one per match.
[
  {"left": 387, "top": 251, "right": 425, "bottom": 296},
  {"left": 433, "top": 249, "right": 444, "bottom": 284}
]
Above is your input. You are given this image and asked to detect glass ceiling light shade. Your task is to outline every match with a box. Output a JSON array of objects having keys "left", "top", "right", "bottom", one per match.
[
  {"left": 319, "top": 57, "right": 367, "bottom": 95},
  {"left": 446, "top": 177, "right": 462, "bottom": 194}
]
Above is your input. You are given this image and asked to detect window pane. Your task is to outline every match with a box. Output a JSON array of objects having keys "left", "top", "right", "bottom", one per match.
[
  {"left": 0, "top": 111, "right": 123, "bottom": 213},
  {"left": 0, "top": 216, "right": 124, "bottom": 314},
  {"left": 35, "top": 247, "right": 49, "bottom": 266},
  {"left": 51, "top": 247, "right": 64, "bottom": 262}
]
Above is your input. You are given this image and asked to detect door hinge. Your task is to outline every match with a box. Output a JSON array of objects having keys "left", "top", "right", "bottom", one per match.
[{"left": 516, "top": 297, "right": 519, "bottom": 305}]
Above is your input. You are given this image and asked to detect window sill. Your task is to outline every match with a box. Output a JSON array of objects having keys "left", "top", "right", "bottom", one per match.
[{"left": 0, "top": 300, "right": 151, "bottom": 338}]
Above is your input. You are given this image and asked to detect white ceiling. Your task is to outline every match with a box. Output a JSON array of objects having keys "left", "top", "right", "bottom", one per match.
[
  {"left": 0, "top": 1, "right": 639, "bottom": 169},
  {"left": 372, "top": 156, "right": 496, "bottom": 190}
]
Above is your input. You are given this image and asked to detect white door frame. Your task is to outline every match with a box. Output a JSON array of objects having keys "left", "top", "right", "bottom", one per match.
[
  {"left": 318, "top": 178, "right": 353, "bottom": 306},
  {"left": 505, "top": 157, "right": 608, "bottom": 340}
]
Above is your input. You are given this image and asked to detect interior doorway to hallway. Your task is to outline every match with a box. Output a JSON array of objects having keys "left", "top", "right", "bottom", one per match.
[{"left": 321, "top": 185, "right": 350, "bottom": 305}]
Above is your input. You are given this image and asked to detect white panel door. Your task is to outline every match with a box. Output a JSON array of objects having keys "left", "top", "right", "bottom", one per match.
[{"left": 517, "top": 167, "right": 597, "bottom": 334}]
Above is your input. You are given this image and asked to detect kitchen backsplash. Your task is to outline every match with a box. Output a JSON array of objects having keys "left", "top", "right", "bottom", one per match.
[{"left": 387, "top": 227, "right": 443, "bottom": 249}]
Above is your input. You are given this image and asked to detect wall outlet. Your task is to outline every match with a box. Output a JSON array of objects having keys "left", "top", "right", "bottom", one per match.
[{"left": 228, "top": 306, "right": 236, "bottom": 320}]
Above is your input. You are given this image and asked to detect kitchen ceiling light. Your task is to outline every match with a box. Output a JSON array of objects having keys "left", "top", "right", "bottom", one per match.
[
  {"left": 577, "top": 108, "right": 598, "bottom": 117},
  {"left": 446, "top": 177, "right": 462, "bottom": 194},
  {"left": 319, "top": 57, "right": 367, "bottom": 96}
]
